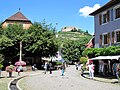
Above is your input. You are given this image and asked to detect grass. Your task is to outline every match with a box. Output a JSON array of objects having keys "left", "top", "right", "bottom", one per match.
[{"left": 0, "top": 77, "right": 12, "bottom": 90}]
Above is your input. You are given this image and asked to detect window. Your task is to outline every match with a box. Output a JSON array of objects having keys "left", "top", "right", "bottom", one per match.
[
  {"left": 116, "top": 31, "right": 120, "bottom": 42},
  {"left": 103, "top": 13, "right": 107, "bottom": 23},
  {"left": 99, "top": 35, "right": 102, "bottom": 45},
  {"left": 112, "top": 32, "right": 115, "bottom": 44},
  {"left": 104, "top": 34, "right": 108, "bottom": 44},
  {"left": 115, "top": 7, "right": 120, "bottom": 19},
  {"left": 102, "top": 11, "right": 110, "bottom": 24},
  {"left": 99, "top": 10, "right": 110, "bottom": 25}
]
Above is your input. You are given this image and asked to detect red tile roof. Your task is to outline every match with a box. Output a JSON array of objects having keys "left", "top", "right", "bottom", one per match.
[{"left": 6, "top": 12, "right": 31, "bottom": 22}]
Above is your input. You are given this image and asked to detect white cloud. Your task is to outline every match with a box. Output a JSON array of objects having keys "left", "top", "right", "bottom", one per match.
[{"left": 79, "top": 4, "right": 101, "bottom": 17}]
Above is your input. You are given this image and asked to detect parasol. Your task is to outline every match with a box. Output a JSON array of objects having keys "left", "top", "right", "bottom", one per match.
[{"left": 15, "top": 61, "right": 26, "bottom": 66}]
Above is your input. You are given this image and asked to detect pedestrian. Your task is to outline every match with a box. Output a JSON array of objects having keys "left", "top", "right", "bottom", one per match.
[
  {"left": 16, "top": 65, "right": 21, "bottom": 76},
  {"left": 88, "top": 62, "right": 94, "bottom": 79},
  {"left": 61, "top": 63, "right": 65, "bottom": 76},
  {"left": 113, "top": 63, "right": 119, "bottom": 79},
  {"left": 32, "top": 64, "right": 37, "bottom": 71},
  {"left": 80, "top": 64, "right": 84, "bottom": 76},
  {"left": 75, "top": 62, "right": 78, "bottom": 70},
  {"left": 49, "top": 63, "right": 52, "bottom": 74},
  {"left": 44, "top": 62, "right": 48, "bottom": 74}
]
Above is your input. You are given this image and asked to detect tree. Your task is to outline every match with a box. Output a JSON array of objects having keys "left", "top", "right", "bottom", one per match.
[
  {"left": 61, "top": 40, "right": 85, "bottom": 63},
  {"left": 0, "top": 24, "right": 24, "bottom": 62},
  {"left": 23, "top": 22, "right": 58, "bottom": 59}
]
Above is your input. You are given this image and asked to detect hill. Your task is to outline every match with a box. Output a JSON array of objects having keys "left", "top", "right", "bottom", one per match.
[{"left": 56, "top": 31, "right": 92, "bottom": 45}]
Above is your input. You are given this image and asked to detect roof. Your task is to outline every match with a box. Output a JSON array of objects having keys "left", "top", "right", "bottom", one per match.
[
  {"left": 5, "top": 11, "right": 31, "bottom": 22},
  {"left": 90, "top": 0, "right": 120, "bottom": 16}
]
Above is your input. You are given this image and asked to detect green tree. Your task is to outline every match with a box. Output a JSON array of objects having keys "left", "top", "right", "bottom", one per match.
[
  {"left": 61, "top": 40, "right": 85, "bottom": 63},
  {"left": 23, "top": 22, "right": 58, "bottom": 59},
  {"left": 0, "top": 24, "right": 24, "bottom": 61}
]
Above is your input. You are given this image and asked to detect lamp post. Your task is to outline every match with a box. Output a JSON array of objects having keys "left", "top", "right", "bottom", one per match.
[{"left": 19, "top": 41, "right": 22, "bottom": 61}]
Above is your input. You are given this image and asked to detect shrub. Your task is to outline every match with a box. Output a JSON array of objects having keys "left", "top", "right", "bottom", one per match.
[{"left": 80, "top": 57, "right": 88, "bottom": 65}]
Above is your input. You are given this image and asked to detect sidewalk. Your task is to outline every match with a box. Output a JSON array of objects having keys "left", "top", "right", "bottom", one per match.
[
  {"left": 82, "top": 71, "right": 120, "bottom": 84},
  {"left": 0, "top": 70, "right": 43, "bottom": 90}
]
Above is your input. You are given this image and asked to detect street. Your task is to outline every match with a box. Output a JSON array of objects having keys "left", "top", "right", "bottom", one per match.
[{"left": 20, "top": 65, "right": 120, "bottom": 90}]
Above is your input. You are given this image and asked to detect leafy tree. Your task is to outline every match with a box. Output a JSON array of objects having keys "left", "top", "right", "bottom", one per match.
[
  {"left": 0, "top": 24, "right": 24, "bottom": 61},
  {"left": 23, "top": 22, "right": 58, "bottom": 59},
  {"left": 61, "top": 40, "right": 85, "bottom": 63}
]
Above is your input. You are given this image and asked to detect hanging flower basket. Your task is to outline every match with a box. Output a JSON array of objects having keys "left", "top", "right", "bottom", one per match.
[{"left": 15, "top": 61, "right": 26, "bottom": 66}]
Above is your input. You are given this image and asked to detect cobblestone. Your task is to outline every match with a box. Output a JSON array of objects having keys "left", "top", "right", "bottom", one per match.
[{"left": 20, "top": 65, "right": 120, "bottom": 90}]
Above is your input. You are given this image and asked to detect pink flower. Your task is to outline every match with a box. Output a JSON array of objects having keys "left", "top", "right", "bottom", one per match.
[{"left": 5, "top": 65, "right": 16, "bottom": 72}]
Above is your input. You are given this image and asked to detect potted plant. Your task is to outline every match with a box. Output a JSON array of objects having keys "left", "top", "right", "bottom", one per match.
[{"left": 5, "top": 65, "right": 16, "bottom": 77}]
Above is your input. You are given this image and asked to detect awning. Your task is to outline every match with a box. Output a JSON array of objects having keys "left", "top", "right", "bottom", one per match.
[
  {"left": 42, "top": 57, "right": 51, "bottom": 61},
  {"left": 90, "top": 55, "right": 120, "bottom": 60}
]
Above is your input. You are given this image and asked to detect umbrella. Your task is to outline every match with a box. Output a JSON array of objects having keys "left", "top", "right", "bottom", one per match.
[{"left": 15, "top": 61, "right": 26, "bottom": 66}]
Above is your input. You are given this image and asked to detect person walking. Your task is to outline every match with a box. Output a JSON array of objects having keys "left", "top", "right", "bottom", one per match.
[
  {"left": 16, "top": 65, "right": 21, "bottom": 76},
  {"left": 44, "top": 62, "right": 48, "bottom": 74},
  {"left": 113, "top": 63, "right": 119, "bottom": 79},
  {"left": 61, "top": 63, "right": 65, "bottom": 76},
  {"left": 49, "top": 63, "right": 52, "bottom": 74},
  {"left": 88, "top": 62, "right": 94, "bottom": 79}
]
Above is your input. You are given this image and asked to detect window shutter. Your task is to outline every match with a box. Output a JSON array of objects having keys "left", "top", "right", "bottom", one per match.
[
  {"left": 107, "top": 10, "right": 110, "bottom": 22},
  {"left": 100, "top": 35, "right": 102, "bottom": 45},
  {"left": 99, "top": 14, "right": 102, "bottom": 25},
  {"left": 107, "top": 32, "right": 110, "bottom": 44},
  {"left": 112, "top": 32, "right": 114, "bottom": 44}
]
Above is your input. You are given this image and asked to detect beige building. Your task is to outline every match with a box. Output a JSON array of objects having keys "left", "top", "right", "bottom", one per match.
[
  {"left": 61, "top": 26, "right": 78, "bottom": 32},
  {"left": 2, "top": 11, "right": 32, "bottom": 29}
]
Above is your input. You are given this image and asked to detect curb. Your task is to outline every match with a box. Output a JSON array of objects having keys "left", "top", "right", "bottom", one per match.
[
  {"left": 82, "top": 74, "right": 120, "bottom": 84},
  {"left": 8, "top": 72, "right": 42, "bottom": 90}
]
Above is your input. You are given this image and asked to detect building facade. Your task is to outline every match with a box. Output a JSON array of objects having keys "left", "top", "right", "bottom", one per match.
[
  {"left": 90, "top": 0, "right": 120, "bottom": 48},
  {"left": 2, "top": 11, "right": 32, "bottom": 29}
]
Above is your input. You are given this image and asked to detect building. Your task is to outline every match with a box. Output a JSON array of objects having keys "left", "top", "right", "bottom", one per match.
[
  {"left": 90, "top": 0, "right": 120, "bottom": 48},
  {"left": 61, "top": 26, "right": 78, "bottom": 32},
  {"left": 89, "top": 0, "right": 120, "bottom": 76},
  {"left": 2, "top": 11, "right": 32, "bottom": 29}
]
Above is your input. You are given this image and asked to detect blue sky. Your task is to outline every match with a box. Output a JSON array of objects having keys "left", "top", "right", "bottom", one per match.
[{"left": 0, "top": 0, "right": 109, "bottom": 34}]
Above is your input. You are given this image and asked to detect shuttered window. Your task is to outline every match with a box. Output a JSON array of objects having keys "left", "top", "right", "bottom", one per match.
[
  {"left": 102, "top": 10, "right": 110, "bottom": 24},
  {"left": 116, "top": 31, "right": 120, "bottom": 42},
  {"left": 115, "top": 7, "right": 120, "bottom": 19},
  {"left": 104, "top": 34, "right": 108, "bottom": 44},
  {"left": 100, "top": 35, "right": 102, "bottom": 45},
  {"left": 107, "top": 32, "right": 110, "bottom": 44},
  {"left": 112, "top": 32, "right": 114, "bottom": 44},
  {"left": 107, "top": 10, "right": 110, "bottom": 22}
]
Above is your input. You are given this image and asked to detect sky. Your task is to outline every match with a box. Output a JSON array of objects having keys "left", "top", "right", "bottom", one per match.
[{"left": 0, "top": 0, "right": 110, "bottom": 34}]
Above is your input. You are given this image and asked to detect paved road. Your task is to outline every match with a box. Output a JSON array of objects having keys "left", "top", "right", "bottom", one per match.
[{"left": 22, "top": 65, "right": 120, "bottom": 90}]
